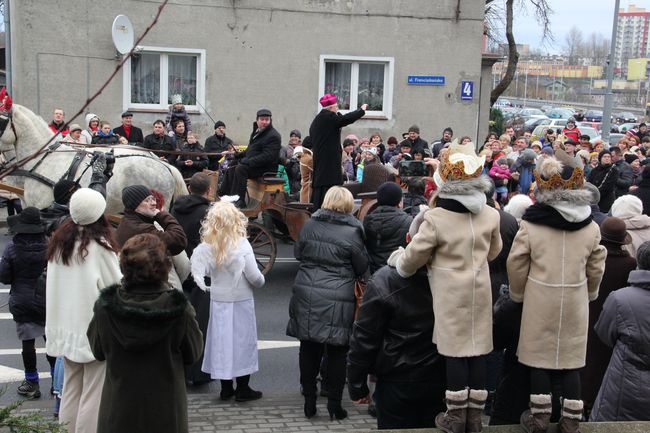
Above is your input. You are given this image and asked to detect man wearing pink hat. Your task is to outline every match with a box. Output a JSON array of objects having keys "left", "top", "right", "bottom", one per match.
[{"left": 309, "top": 94, "right": 367, "bottom": 209}]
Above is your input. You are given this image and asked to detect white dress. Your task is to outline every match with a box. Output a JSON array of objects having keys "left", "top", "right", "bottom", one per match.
[{"left": 191, "top": 239, "right": 265, "bottom": 380}]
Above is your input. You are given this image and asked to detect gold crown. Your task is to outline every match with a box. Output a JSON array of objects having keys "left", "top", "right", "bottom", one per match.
[
  {"left": 438, "top": 153, "right": 483, "bottom": 182},
  {"left": 534, "top": 166, "right": 585, "bottom": 191}
]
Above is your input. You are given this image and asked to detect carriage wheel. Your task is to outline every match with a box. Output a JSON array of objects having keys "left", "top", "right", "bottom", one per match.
[{"left": 247, "top": 222, "right": 277, "bottom": 275}]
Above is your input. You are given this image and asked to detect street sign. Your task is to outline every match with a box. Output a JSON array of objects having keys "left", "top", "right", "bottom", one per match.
[
  {"left": 407, "top": 75, "right": 445, "bottom": 86},
  {"left": 461, "top": 80, "right": 474, "bottom": 101}
]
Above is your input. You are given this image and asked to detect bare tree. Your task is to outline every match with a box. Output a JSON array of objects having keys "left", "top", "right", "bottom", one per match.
[
  {"left": 564, "top": 26, "right": 584, "bottom": 64},
  {"left": 486, "top": 0, "right": 553, "bottom": 105},
  {"left": 585, "top": 32, "right": 610, "bottom": 66}
]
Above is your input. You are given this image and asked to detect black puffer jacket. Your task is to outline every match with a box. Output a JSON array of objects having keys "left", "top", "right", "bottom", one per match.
[
  {"left": 488, "top": 205, "right": 519, "bottom": 302},
  {"left": 0, "top": 234, "right": 47, "bottom": 324},
  {"left": 591, "top": 270, "right": 650, "bottom": 421},
  {"left": 363, "top": 206, "right": 412, "bottom": 273},
  {"left": 171, "top": 194, "right": 210, "bottom": 256},
  {"left": 204, "top": 134, "right": 233, "bottom": 170},
  {"left": 286, "top": 209, "right": 368, "bottom": 346},
  {"left": 347, "top": 266, "right": 444, "bottom": 400}
]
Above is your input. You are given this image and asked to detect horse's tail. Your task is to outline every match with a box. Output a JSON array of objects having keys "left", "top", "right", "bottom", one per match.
[{"left": 170, "top": 165, "right": 189, "bottom": 200}]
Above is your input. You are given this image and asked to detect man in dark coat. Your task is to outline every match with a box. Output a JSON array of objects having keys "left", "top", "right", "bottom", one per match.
[
  {"left": 113, "top": 111, "right": 144, "bottom": 145},
  {"left": 363, "top": 182, "right": 412, "bottom": 273},
  {"left": 115, "top": 184, "right": 187, "bottom": 256},
  {"left": 431, "top": 127, "right": 454, "bottom": 158},
  {"left": 223, "top": 109, "right": 281, "bottom": 208},
  {"left": 348, "top": 216, "right": 445, "bottom": 430},
  {"left": 143, "top": 120, "right": 177, "bottom": 165},
  {"left": 309, "top": 94, "right": 367, "bottom": 209},
  {"left": 175, "top": 132, "right": 209, "bottom": 179},
  {"left": 398, "top": 125, "right": 429, "bottom": 155},
  {"left": 204, "top": 120, "right": 233, "bottom": 170},
  {"left": 611, "top": 146, "right": 633, "bottom": 197},
  {"left": 631, "top": 167, "right": 650, "bottom": 216}
]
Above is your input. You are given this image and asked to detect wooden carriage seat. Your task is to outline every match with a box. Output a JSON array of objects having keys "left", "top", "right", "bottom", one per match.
[{"left": 246, "top": 176, "right": 286, "bottom": 202}]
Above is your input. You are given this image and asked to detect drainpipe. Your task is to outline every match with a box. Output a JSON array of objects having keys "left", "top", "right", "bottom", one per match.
[{"left": 4, "top": 0, "right": 11, "bottom": 94}]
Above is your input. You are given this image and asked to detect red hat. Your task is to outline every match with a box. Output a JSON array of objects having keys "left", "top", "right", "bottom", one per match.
[{"left": 319, "top": 93, "right": 337, "bottom": 107}]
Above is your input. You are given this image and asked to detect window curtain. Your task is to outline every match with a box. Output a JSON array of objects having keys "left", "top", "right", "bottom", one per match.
[
  {"left": 131, "top": 53, "right": 160, "bottom": 104},
  {"left": 168, "top": 55, "right": 197, "bottom": 105},
  {"left": 358, "top": 63, "right": 384, "bottom": 111},
  {"left": 325, "top": 62, "right": 351, "bottom": 109}
]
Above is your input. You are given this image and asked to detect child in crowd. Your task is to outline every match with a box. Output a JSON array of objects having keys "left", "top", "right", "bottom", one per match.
[{"left": 489, "top": 157, "right": 511, "bottom": 205}]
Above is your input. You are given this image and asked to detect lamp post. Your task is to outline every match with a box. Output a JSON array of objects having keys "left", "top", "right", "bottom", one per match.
[{"left": 523, "top": 60, "right": 531, "bottom": 107}]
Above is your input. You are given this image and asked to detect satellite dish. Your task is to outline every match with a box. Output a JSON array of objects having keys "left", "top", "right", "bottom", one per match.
[{"left": 112, "top": 15, "right": 134, "bottom": 55}]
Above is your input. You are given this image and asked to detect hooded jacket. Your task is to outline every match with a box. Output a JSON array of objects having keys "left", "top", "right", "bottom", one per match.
[
  {"left": 87, "top": 284, "right": 202, "bottom": 433},
  {"left": 0, "top": 234, "right": 47, "bottom": 324},
  {"left": 363, "top": 206, "right": 412, "bottom": 273},
  {"left": 590, "top": 270, "right": 650, "bottom": 421},
  {"left": 170, "top": 194, "right": 211, "bottom": 256},
  {"left": 81, "top": 113, "right": 98, "bottom": 144},
  {"left": 286, "top": 209, "right": 368, "bottom": 346},
  {"left": 619, "top": 214, "right": 650, "bottom": 258}
]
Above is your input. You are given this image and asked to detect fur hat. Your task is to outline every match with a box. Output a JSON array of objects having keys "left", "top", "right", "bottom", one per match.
[
  {"left": 53, "top": 179, "right": 78, "bottom": 205},
  {"left": 122, "top": 185, "right": 151, "bottom": 210},
  {"left": 376, "top": 182, "right": 403, "bottom": 207},
  {"left": 534, "top": 150, "right": 584, "bottom": 192},
  {"left": 171, "top": 94, "right": 183, "bottom": 105},
  {"left": 600, "top": 217, "right": 632, "bottom": 245},
  {"left": 611, "top": 195, "right": 643, "bottom": 219},
  {"left": 434, "top": 141, "right": 485, "bottom": 187},
  {"left": 69, "top": 188, "right": 106, "bottom": 226},
  {"left": 68, "top": 123, "right": 83, "bottom": 133},
  {"left": 503, "top": 194, "right": 533, "bottom": 221}
]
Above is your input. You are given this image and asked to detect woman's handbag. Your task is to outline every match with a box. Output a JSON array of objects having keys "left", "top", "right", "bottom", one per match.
[{"left": 354, "top": 279, "right": 366, "bottom": 320}]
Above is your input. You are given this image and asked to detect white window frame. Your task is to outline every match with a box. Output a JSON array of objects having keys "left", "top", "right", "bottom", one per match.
[
  {"left": 123, "top": 46, "right": 206, "bottom": 112},
  {"left": 318, "top": 55, "right": 394, "bottom": 120}
]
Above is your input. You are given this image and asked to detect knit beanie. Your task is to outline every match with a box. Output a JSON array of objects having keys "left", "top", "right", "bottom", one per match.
[
  {"left": 69, "top": 188, "right": 106, "bottom": 226},
  {"left": 497, "top": 157, "right": 508, "bottom": 166},
  {"left": 53, "top": 179, "right": 78, "bottom": 205},
  {"left": 376, "top": 182, "right": 403, "bottom": 207},
  {"left": 214, "top": 120, "right": 226, "bottom": 129},
  {"left": 625, "top": 153, "right": 639, "bottom": 165},
  {"left": 521, "top": 149, "right": 537, "bottom": 162},
  {"left": 611, "top": 195, "right": 643, "bottom": 219},
  {"left": 598, "top": 149, "right": 611, "bottom": 164},
  {"left": 637, "top": 240, "right": 650, "bottom": 270},
  {"left": 122, "top": 185, "right": 151, "bottom": 210}
]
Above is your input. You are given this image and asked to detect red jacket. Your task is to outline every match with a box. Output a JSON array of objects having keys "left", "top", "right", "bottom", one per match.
[
  {"left": 48, "top": 121, "right": 69, "bottom": 137},
  {"left": 562, "top": 126, "right": 581, "bottom": 142}
]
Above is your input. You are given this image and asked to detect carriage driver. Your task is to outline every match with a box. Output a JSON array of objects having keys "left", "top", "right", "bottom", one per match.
[{"left": 219, "top": 109, "right": 281, "bottom": 208}]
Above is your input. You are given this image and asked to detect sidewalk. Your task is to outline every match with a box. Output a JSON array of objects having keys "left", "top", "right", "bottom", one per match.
[{"left": 16, "top": 393, "right": 378, "bottom": 432}]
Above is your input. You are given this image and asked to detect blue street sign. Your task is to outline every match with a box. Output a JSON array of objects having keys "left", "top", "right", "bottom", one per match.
[
  {"left": 461, "top": 80, "right": 474, "bottom": 100},
  {"left": 407, "top": 75, "right": 445, "bottom": 86}
]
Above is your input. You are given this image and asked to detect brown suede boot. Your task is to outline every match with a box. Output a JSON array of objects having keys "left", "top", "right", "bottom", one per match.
[
  {"left": 558, "top": 399, "right": 583, "bottom": 433},
  {"left": 435, "top": 389, "right": 468, "bottom": 433},
  {"left": 520, "top": 394, "right": 552, "bottom": 433},
  {"left": 466, "top": 389, "right": 488, "bottom": 433}
]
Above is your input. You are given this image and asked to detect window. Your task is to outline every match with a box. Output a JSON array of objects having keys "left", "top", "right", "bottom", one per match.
[
  {"left": 319, "top": 55, "right": 394, "bottom": 119},
  {"left": 123, "top": 47, "right": 206, "bottom": 111}
]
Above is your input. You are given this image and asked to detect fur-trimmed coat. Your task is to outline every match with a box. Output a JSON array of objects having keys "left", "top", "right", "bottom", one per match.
[
  {"left": 507, "top": 187, "right": 607, "bottom": 370},
  {"left": 394, "top": 176, "right": 502, "bottom": 357},
  {"left": 87, "top": 284, "right": 202, "bottom": 433}
]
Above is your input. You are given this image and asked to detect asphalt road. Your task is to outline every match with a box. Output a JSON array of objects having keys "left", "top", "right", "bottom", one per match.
[{"left": 0, "top": 231, "right": 303, "bottom": 406}]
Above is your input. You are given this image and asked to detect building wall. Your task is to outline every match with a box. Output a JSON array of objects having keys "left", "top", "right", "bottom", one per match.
[{"left": 10, "top": 0, "right": 485, "bottom": 145}]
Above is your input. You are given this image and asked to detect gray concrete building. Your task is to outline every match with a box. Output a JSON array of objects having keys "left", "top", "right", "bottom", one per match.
[{"left": 7, "top": 0, "right": 487, "bottom": 145}]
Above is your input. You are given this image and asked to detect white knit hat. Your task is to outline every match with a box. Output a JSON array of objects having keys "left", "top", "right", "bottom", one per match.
[
  {"left": 171, "top": 94, "right": 182, "bottom": 105},
  {"left": 611, "top": 195, "right": 643, "bottom": 219},
  {"left": 69, "top": 188, "right": 106, "bottom": 226}
]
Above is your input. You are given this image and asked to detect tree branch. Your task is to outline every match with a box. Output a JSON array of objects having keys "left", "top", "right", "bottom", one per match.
[{"left": 490, "top": 0, "right": 519, "bottom": 105}]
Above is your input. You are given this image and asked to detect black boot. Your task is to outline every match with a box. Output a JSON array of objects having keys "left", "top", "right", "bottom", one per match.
[
  {"left": 304, "top": 396, "right": 317, "bottom": 418},
  {"left": 235, "top": 375, "right": 262, "bottom": 402},
  {"left": 327, "top": 399, "right": 348, "bottom": 421},
  {"left": 220, "top": 380, "right": 235, "bottom": 400}
]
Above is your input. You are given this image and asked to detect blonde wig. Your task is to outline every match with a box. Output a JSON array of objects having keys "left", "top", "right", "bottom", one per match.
[{"left": 200, "top": 201, "right": 248, "bottom": 268}]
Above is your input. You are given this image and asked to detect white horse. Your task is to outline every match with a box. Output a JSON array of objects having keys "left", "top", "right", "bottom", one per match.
[{"left": 0, "top": 104, "right": 188, "bottom": 215}]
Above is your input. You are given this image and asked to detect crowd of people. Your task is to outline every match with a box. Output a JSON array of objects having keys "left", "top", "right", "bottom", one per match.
[{"left": 0, "top": 92, "right": 649, "bottom": 433}]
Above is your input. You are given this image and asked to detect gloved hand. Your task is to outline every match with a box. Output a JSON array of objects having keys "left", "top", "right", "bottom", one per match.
[
  {"left": 92, "top": 153, "right": 107, "bottom": 175},
  {"left": 386, "top": 247, "right": 405, "bottom": 268}
]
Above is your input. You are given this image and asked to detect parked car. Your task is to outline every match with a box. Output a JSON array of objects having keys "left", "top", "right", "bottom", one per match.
[
  {"left": 524, "top": 116, "right": 551, "bottom": 132},
  {"left": 494, "top": 98, "right": 513, "bottom": 108},
  {"left": 546, "top": 108, "right": 574, "bottom": 119},
  {"left": 614, "top": 112, "right": 638, "bottom": 124},
  {"left": 540, "top": 104, "right": 554, "bottom": 113},
  {"left": 519, "top": 108, "right": 547, "bottom": 119},
  {"left": 577, "top": 121, "right": 602, "bottom": 131},
  {"left": 583, "top": 110, "right": 604, "bottom": 122},
  {"left": 579, "top": 126, "right": 599, "bottom": 141},
  {"left": 530, "top": 120, "right": 569, "bottom": 141},
  {"left": 605, "top": 133, "right": 625, "bottom": 145},
  {"left": 618, "top": 123, "right": 639, "bottom": 132}
]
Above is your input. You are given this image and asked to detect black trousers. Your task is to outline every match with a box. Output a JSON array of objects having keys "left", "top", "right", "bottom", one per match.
[
  {"left": 446, "top": 355, "right": 488, "bottom": 391},
  {"left": 311, "top": 185, "right": 336, "bottom": 211},
  {"left": 374, "top": 379, "right": 445, "bottom": 430},
  {"left": 530, "top": 368, "right": 580, "bottom": 400},
  {"left": 22, "top": 338, "right": 55, "bottom": 374},
  {"left": 299, "top": 340, "right": 348, "bottom": 401}
]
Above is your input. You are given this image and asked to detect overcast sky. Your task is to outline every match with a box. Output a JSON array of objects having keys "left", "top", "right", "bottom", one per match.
[{"left": 508, "top": 0, "right": 648, "bottom": 53}]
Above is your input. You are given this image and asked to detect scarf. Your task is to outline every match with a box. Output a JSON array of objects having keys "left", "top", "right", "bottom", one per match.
[{"left": 522, "top": 203, "right": 592, "bottom": 231}]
